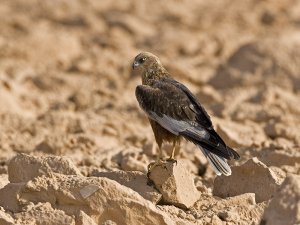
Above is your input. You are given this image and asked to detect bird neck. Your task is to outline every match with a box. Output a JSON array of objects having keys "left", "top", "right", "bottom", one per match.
[{"left": 142, "top": 64, "right": 169, "bottom": 85}]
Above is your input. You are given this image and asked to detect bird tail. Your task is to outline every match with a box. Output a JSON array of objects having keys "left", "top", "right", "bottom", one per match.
[{"left": 198, "top": 145, "right": 232, "bottom": 176}]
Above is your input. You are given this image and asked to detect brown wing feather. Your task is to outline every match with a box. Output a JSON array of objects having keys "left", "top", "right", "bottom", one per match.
[{"left": 135, "top": 80, "right": 194, "bottom": 121}]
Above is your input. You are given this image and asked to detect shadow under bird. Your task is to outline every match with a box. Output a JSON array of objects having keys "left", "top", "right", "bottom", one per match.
[{"left": 132, "top": 52, "right": 240, "bottom": 176}]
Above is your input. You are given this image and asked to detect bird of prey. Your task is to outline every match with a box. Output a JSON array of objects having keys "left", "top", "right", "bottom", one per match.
[{"left": 132, "top": 52, "right": 240, "bottom": 176}]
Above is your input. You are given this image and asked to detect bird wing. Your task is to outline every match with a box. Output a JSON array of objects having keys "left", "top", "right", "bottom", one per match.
[
  {"left": 163, "top": 77, "right": 240, "bottom": 160},
  {"left": 163, "top": 77, "right": 213, "bottom": 128},
  {"left": 135, "top": 79, "right": 239, "bottom": 160}
]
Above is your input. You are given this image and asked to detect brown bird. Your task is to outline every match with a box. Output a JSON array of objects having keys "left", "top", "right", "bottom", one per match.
[{"left": 133, "top": 52, "right": 240, "bottom": 176}]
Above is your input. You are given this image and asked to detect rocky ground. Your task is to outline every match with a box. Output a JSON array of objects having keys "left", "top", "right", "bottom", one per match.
[{"left": 0, "top": 0, "right": 300, "bottom": 224}]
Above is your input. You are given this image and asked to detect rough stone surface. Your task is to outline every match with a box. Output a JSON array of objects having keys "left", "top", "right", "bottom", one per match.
[
  {"left": 0, "top": 174, "right": 9, "bottom": 189},
  {"left": 91, "top": 170, "right": 162, "bottom": 204},
  {"left": 8, "top": 153, "right": 82, "bottom": 183},
  {"left": 215, "top": 119, "right": 266, "bottom": 148},
  {"left": 0, "top": 207, "right": 15, "bottom": 225},
  {"left": 263, "top": 174, "right": 300, "bottom": 225},
  {"left": 14, "top": 202, "right": 75, "bottom": 225},
  {"left": 259, "top": 148, "right": 300, "bottom": 167},
  {"left": 193, "top": 193, "right": 265, "bottom": 225},
  {"left": 76, "top": 210, "right": 97, "bottom": 225},
  {"left": 2, "top": 172, "right": 174, "bottom": 225},
  {"left": 149, "top": 160, "right": 200, "bottom": 209},
  {"left": 0, "top": 183, "right": 24, "bottom": 212},
  {"left": 0, "top": 0, "right": 300, "bottom": 224},
  {"left": 213, "top": 157, "right": 284, "bottom": 203}
]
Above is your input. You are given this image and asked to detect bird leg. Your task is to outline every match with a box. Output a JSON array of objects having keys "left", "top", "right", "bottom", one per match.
[
  {"left": 147, "top": 144, "right": 164, "bottom": 172},
  {"left": 166, "top": 140, "right": 177, "bottom": 164}
]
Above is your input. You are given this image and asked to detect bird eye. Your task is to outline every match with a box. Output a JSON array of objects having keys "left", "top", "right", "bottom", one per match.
[{"left": 138, "top": 57, "right": 146, "bottom": 64}]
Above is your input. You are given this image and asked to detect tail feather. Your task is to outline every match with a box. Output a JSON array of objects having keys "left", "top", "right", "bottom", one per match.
[
  {"left": 181, "top": 127, "right": 240, "bottom": 160},
  {"left": 227, "top": 146, "right": 240, "bottom": 160},
  {"left": 207, "top": 128, "right": 240, "bottom": 160},
  {"left": 200, "top": 146, "right": 232, "bottom": 176}
]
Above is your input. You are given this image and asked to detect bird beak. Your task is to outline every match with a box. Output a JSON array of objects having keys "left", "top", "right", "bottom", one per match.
[{"left": 132, "top": 61, "right": 139, "bottom": 69}]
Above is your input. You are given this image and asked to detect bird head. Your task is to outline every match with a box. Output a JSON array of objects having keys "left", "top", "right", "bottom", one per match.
[
  {"left": 132, "top": 52, "right": 161, "bottom": 70},
  {"left": 132, "top": 52, "right": 167, "bottom": 83}
]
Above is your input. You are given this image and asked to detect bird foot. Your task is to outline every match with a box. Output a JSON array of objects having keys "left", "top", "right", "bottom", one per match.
[
  {"left": 166, "top": 158, "right": 177, "bottom": 165},
  {"left": 147, "top": 159, "right": 165, "bottom": 171},
  {"left": 147, "top": 159, "right": 165, "bottom": 177}
]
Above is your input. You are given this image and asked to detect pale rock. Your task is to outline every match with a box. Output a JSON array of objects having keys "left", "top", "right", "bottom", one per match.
[
  {"left": 194, "top": 193, "right": 265, "bottom": 225},
  {"left": 211, "top": 214, "right": 225, "bottom": 225},
  {"left": 194, "top": 177, "right": 211, "bottom": 194},
  {"left": 263, "top": 174, "right": 300, "bottom": 225},
  {"left": 148, "top": 160, "right": 200, "bottom": 209},
  {"left": 91, "top": 170, "right": 162, "bottom": 204},
  {"left": 76, "top": 210, "right": 97, "bottom": 225},
  {"left": 196, "top": 86, "right": 222, "bottom": 104},
  {"left": 0, "top": 207, "right": 15, "bottom": 225},
  {"left": 179, "top": 158, "right": 199, "bottom": 174},
  {"left": 218, "top": 210, "right": 240, "bottom": 222},
  {"left": 216, "top": 120, "right": 266, "bottom": 148},
  {"left": 115, "top": 148, "right": 149, "bottom": 173},
  {"left": 8, "top": 153, "right": 82, "bottom": 183},
  {"left": 0, "top": 174, "right": 9, "bottom": 189},
  {"left": 102, "top": 220, "right": 118, "bottom": 225},
  {"left": 14, "top": 202, "right": 75, "bottom": 225},
  {"left": 142, "top": 142, "right": 157, "bottom": 157},
  {"left": 264, "top": 121, "right": 300, "bottom": 143},
  {"left": 18, "top": 174, "right": 175, "bottom": 225},
  {"left": 219, "top": 193, "right": 256, "bottom": 206},
  {"left": 0, "top": 183, "right": 24, "bottom": 212},
  {"left": 213, "top": 158, "right": 283, "bottom": 203},
  {"left": 264, "top": 122, "right": 285, "bottom": 139},
  {"left": 259, "top": 148, "right": 300, "bottom": 168},
  {"left": 105, "top": 13, "right": 154, "bottom": 37},
  {"left": 120, "top": 155, "right": 148, "bottom": 173}
]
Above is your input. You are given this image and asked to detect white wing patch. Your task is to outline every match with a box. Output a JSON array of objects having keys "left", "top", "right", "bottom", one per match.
[{"left": 147, "top": 111, "right": 209, "bottom": 138}]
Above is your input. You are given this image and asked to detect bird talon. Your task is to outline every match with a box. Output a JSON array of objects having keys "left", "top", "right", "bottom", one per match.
[{"left": 147, "top": 159, "right": 165, "bottom": 174}]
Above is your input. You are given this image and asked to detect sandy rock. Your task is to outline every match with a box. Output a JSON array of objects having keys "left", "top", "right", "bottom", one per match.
[
  {"left": 213, "top": 158, "right": 284, "bottom": 203},
  {"left": 18, "top": 173, "right": 174, "bottom": 225},
  {"left": 8, "top": 153, "right": 82, "bottom": 183},
  {"left": 113, "top": 147, "right": 149, "bottom": 173},
  {"left": 0, "top": 174, "right": 9, "bottom": 189},
  {"left": 216, "top": 193, "right": 264, "bottom": 224},
  {"left": 156, "top": 205, "right": 198, "bottom": 225},
  {"left": 259, "top": 148, "right": 300, "bottom": 168},
  {"left": 215, "top": 120, "right": 266, "bottom": 148},
  {"left": 194, "top": 193, "right": 265, "bottom": 225},
  {"left": 208, "top": 43, "right": 265, "bottom": 89},
  {"left": 14, "top": 202, "right": 75, "bottom": 225},
  {"left": 148, "top": 160, "right": 200, "bottom": 209},
  {"left": 104, "top": 13, "right": 154, "bottom": 37},
  {"left": 211, "top": 214, "right": 224, "bottom": 225},
  {"left": 0, "top": 207, "right": 15, "bottom": 225},
  {"left": 219, "top": 192, "right": 256, "bottom": 206},
  {"left": 102, "top": 220, "right": 118, "bottom": 225},
  {"left": 0, "top": 0, "right": 300, "bottom": 225},
  {"left": 194, "top": 177, "right": 212, "bottom": 194},
  {"left": 120, "top": 155, "right": 148, "bottom": 173},
  {"left": 264, "top": 121, "right": 300, "bottom": 143},
  {"left": 196, "top": 86, "right": 222, "bottom": 104},
  {"left": 0, "top": 183, "right": 24, "bottom": 212},
  {"left": 76, "top": 210, "right": 97, "bottom": 225},
  {"left": 263, "top": 174, "right": 300, "bottom": 225},
  {"left": 91, "top": 170, "right": 162, "bottom": 204}
]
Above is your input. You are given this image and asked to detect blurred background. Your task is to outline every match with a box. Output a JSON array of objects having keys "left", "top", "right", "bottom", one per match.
[{"left": 0, "top": 0, "right": 299, "bottom": 176}]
